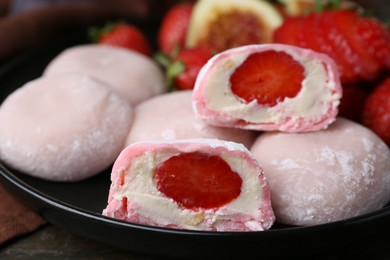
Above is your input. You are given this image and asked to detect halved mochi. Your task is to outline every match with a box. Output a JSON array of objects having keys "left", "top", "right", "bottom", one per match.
[
  {"left": 44, "top": 44, "right": 166, "bottom": 106},
  {"left": 103, "top": 139, "right": 275, "bottom": 231},
  {"left": 125, "top": 90, "right": 257, "bottom": 149},
  {"left": 193, "top": 44, "right": 342, "bottom": 132}
]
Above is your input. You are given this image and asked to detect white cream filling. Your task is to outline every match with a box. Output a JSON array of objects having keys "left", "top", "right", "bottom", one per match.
[
  {"left": 202, "top": 46, "right": 340, "bottom": 124},
  {"left": 112, "top": 149, "right": 263, "bottom": 229}
]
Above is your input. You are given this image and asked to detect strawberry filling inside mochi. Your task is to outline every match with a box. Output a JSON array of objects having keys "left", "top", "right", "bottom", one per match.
[
  {"left": 192, "top": 44, "right": 342, "bottom": 132},
  {"left": 230, "top": 50, "right": 304, "bottom": 106},
  {"left": 155, "top": 152, "right": 242, "bottom": 210},
  {"left": 103, "top": 139, "right": 275, "bottom": 231}
]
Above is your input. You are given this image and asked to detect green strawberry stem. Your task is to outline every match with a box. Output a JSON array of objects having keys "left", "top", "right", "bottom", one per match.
[
  {"left": 154, "top": 52, "right": 185, "bottom": 91},
  {"left": 88, "top": 21, "right": 124, "bottom": 43}
]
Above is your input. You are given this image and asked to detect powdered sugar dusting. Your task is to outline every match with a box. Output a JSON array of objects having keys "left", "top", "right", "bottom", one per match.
[
  {"left": 362, "top": 137, "right": 374, "bottom": 152},
  {"left": 271, "top": 158, "right": 305, "bottom": 170}
]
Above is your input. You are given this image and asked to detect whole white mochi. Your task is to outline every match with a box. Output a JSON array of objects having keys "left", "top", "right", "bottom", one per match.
[
  {"left": 250, "top": 117, "right": 390, "bottom": 226},
  {"left": 0, "top": 74, "right": 133, "bottom": 182},
  {"left": 125, "top": 90, "right": 257, "bottom": 148},
  {"left": 43, "top": 44, "right": 166, "bottom": 106}
]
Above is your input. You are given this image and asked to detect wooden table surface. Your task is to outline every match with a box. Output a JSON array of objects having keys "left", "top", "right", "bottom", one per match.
[{"left": 1, "top": 222, "right": 390, "bottom": 259}]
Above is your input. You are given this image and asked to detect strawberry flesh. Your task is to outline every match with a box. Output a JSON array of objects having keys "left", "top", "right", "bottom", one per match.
[
  {"left": 230, "top": 50, "right": 304, "bottom": 107},
  {"left": 155, "top": 152, "right": 242, "bottom": 210}
]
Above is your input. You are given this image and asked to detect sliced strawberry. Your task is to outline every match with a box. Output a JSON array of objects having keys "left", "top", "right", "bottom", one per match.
[
  {"left": 355, "top": 17, "right": 390, "bottom": 70},
  {"left": 158, "top": 2, "right": 194, "bottom": 56},
  {"left": 230, "top": 50, "right": 304, "bottom": 107},
  {"left": 155, "top": 152, "right": 242, "bottom": 210},
  {"left": 362, "top": 77, "right": 390, "bottom": 146},
  {"left": 333, "top": 11, "right": 381, "bottom": 82}
]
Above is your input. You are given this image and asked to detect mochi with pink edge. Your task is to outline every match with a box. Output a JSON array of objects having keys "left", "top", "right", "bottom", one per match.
[
  {"left": 103, "top": 138, "right": 275, "bottom": 231},
  {"left": 192, "top": 44, "right": 342, "bottom": 132},
  {"left": 250, "top": 117, "right": 390, "bottom": 226},
  {"left": 0, "top": 74, "right": 133, "bottom": 182},
  {"left": 125, "top": 90, "right": 257, "bottom": 148}
]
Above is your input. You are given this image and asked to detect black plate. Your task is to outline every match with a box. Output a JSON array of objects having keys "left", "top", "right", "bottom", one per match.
[{"left": 1, "top": 31, "right": 390, "bottom": 260}]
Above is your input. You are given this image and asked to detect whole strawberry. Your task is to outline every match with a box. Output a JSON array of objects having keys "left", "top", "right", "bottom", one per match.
[
  {"left": 362, "top": 77, "right": 390, "bottom": 146},
  {"left": 156, "top": 47, "right": 215, "bottom": 90},
  {"left": 158, "top": 2, "right": 194, "bottom": 56},
  {"left": 90, "top": 22, "right": 152, "bottom": 56},
  {"left": 273, "top": 9, "right": 389, "bottom": 84},
  {"left": 355, "top": 17, "right": 390, "bottom": 70}
]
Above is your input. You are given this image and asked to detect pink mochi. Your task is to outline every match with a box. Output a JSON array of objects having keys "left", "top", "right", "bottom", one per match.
[
  {"left": 103, "top": 138, "right": 275, "bottom": 231},
  {"left": 0, "top": 74, "right": 133, "bottom": 182},
  {"left": 193, "top": 44, "right": 342, "bottom": 132},
  {"left": 125, "top": 90, "right": 257, "bottom": 148},
  {"left": 250, "top": 118, "right": 390, "bottom": 226},
  {"left": 44, "top": 44, "right": 166, "bottom": 106}
]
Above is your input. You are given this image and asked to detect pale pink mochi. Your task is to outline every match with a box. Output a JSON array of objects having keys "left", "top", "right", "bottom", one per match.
[
  {"left": 0, "top": 74, "right": 133, "bottom": 182},
  {"left": 125, "top": 90, "right": 257, "bottom": 148},
  {"left": 193, "top": 44, "right": 342, "bottom": 132},
  {"left": 103, "top": 138, "right": 275, "bottom": 231},
  {"left": 250, "top": 118, "right": 390, "bottom": 226},
  {"left": 43, "top": 44, "right": 166, "bottom": 106}
]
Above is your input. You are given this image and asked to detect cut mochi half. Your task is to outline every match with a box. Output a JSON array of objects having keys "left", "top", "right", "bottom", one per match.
[
  {"left": 103, "top": 138, "right": 275, "bottom": 231},
  {"left": 192, "top": 44, "right": 342, "bottom": 132}
]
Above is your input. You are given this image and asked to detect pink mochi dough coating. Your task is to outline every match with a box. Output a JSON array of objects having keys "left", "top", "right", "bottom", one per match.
[
  {"left": 103, "top": 138, "right": 275, "bottom": 232},
  {"left": 192, "top": 44, "right": 342, "bottom": 132},
  {"left": 250, "top": 117, "right": 390, "bottom": 226},
  {"left": 125, "top": 90, "right": 257, "bottom": 148},
  {"left": 43, "top": 44, "right": 166, "bottom": 106},
  {"left": 0, "top": 74, "right": 133, "bottom": 182}
]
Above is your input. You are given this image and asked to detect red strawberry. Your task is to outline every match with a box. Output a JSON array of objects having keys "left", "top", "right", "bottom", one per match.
[
  {"left": 158, "top": 2, "right": 194, "bottom": 56},
  {"left": 273, "top": 10, "right": 385, "bottom": 84},
  {"left": 362, "top": 77, "right": 390, "bottom": 146},
  {"left": 230, "top": 50, "right": 305, "bottom": 107},
  {"left": 355, "top": 17, "right": 390, "bottom": 69},
  {"left": 90, "top": 22, "right": 152, "bottom": 56},
  {"left": 273, "top": 17, "right": 303, "bottom": 46},
  {"left": 155, "top": 152, "right": 242, "bottom": 210},
  {"left": 156, "top": 47, "right": 215, "bottom": 90},
  {"left": 316, "top": 10, "right": 357, "bottom": 83},
  {"left": 330, "top": 10, "right": 381, "bottom": 82}
]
